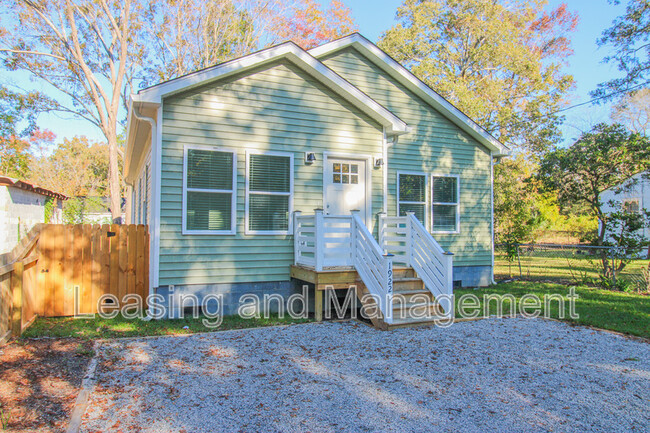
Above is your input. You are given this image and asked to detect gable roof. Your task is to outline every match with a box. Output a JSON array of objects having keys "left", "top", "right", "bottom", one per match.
[
  {"left": 309, "top": 33, "right": 509, "bottom": 156},
  {"left": 130, "top": 41, "right": 408, "bottom": 135}
]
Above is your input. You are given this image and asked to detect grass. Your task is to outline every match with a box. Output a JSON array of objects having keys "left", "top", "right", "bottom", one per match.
[
  {"left": 495, "top": 252, "right": 649, "bottom": 290},
  {"left": 455, "top": 281, "right": 650, "bottom": 338},
  {"left": 21, "top": 313, "right": 313, "bottom": 340},
  {"left": 20, "top": 282, "right": 650, "bottom": 340}
]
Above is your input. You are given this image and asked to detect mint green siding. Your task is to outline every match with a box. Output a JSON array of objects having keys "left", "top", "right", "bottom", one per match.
[
  {"left": 321, "top": 48, "right": 493, "bottom": 267},
  {"left": 159, "top": 61, "right": 384, "bottom": 286}
]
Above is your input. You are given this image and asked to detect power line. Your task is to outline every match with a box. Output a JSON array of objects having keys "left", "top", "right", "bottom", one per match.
[{"left": 507, "top": 81, "right": 650, "bottom": 130}]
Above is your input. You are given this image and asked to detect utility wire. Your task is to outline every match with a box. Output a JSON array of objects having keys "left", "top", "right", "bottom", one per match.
[{"left": 506, "top": 81, "right": 650, "bottom": 130}]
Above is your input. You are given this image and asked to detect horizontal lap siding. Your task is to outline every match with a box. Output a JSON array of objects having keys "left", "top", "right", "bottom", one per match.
[
  {"left": 160, "top": 61, "right": 383, "bottom": 286},
  {"left": 322, "top": 49, "right": 492, "bottom": 267}
]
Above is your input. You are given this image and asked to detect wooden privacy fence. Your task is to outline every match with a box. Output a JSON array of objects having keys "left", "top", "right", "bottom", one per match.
[{"left": 1, "top": 224, "right": 149, "bottom": 343}]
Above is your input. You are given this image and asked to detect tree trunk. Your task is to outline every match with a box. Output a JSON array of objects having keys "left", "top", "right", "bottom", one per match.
[{"left": 107, "top": 132, "right": 122, "bottom": 224}]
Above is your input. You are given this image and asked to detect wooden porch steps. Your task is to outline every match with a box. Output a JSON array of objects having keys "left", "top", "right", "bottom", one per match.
[
  {"left": 357, "top": 267, "right": 445, "bottom": 330},
  {"left": 290, "top": 265, "right": 445, "bottom": 330}
]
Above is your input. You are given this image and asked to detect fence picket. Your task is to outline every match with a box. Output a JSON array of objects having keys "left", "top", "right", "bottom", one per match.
[{"left": 1, "top": 224, "right": 150, "bottom": 340}]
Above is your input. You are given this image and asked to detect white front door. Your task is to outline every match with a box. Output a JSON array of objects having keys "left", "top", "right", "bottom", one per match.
[{"left": 325, "top": 158, "right": 367, "bottom": 221}]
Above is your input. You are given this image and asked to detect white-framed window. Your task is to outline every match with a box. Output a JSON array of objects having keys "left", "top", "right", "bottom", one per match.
[
  {"left": 245, "top": 150, "right": 293, "bottom": 235},
  {"left": 397, "top": 172, "right": 427, "bottom": 226},
  {"left": 431, "top": 175, "right": 459, "bottom": 233},
  {"left": 182, "top": 145, "right": 237, "bottom": 235},
  {"left": 623, "top": 198, "right": 640, "bottom": 214}
]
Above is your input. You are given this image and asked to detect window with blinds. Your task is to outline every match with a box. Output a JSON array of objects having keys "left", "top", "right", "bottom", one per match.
[
  {"left": 398, "top": 173, "right": 426, "bottom": 224},
  {"left": 183, "top": 147, "right": 236, "bottom": 234},
  {"left": 247, "top": 152, "right": 292, "bottom": 234},
  {"left": 432, "top": 175, "right": 459, "bottom": 232}
]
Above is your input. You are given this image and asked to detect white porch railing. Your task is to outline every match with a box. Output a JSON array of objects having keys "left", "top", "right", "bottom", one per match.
[
  {"left": 294, "top": 210, "right": 394, "bottom": 324},
  {"left": 379, "top": 212, "right": 453, "bottom": 314}
]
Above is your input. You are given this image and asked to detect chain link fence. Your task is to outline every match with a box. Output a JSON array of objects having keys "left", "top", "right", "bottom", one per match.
[{"left": 495, "top": 243, "right": 650, "bottom": 293}]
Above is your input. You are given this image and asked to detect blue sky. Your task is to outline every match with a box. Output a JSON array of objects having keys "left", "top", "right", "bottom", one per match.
[{"left": 17, "top": 0, "right": 628, "bottom": 146}]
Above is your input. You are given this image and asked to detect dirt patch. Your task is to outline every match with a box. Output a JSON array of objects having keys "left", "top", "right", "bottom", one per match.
[{"left": 0, "top": 338, "right": 94, "bottom": 432}]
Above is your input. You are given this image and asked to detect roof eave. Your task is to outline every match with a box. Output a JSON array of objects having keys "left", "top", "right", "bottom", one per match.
[{"left": 125, "top": 41, "right": 409, "bottom": 171}]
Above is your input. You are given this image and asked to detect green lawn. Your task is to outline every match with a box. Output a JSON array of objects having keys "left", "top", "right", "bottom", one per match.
[
  {"left": 495, "top": 252, "right": 649, "bottom": 290},
  {"left": 20, "top": 282, "right": 650, "bottom": 340},
  {"left": 22, "top": 313, "right": 313, "bottom": 340},
  {"left": 455, "top": 281, "right": 650, "bottom": 338}
]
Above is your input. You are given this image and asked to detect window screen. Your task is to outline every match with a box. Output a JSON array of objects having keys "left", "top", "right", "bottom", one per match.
[
  {"left": 184, "top": 148, "right": 235, "bottom": 232},
  {"left": 432, "top": 176, "right": 458, "bottom": 232},
  {"left": 398, "top": 173, "right": 426, "bottom": 223},
  {"left": 248, "top": 153, "right": 292, "bottom": 233}
]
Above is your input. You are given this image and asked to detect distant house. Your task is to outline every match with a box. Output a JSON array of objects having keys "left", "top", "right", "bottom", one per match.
[
  {"left": 124, "top": 34, "right": 509, "bottom": 324},
  {"left": 600, "top": 171, "right": 650, "bottom": 240},
  {"left": 68, "top": 196, "right": 126, "bottom": 224},
  {"left": 0, "top": 176, "right": 66, "bottom": 254}
]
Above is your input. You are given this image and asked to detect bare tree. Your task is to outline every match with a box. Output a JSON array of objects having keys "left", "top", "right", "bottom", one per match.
[
  {"left": 1, "top": 0, "right": 142, "bottom": 222},
  {"left": 611, "top": 88, "right": 650, "bottom": 136}
]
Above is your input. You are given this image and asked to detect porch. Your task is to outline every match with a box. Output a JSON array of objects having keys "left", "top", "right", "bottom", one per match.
[{"left": 291, "top": 210, "right": 454, "bottom": 329}]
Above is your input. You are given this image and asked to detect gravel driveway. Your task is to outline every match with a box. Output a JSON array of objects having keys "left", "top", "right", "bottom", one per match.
[{"left": 80, "top": 318, "right": 650, "bottom": 433}]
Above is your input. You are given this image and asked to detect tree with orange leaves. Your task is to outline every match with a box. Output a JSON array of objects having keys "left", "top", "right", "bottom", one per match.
[
  {"left": 379, "top": 0, "right": 578, "bottom": 153},
  {"left": 275, "top": 0, "right": 357, "bottom": 49}
]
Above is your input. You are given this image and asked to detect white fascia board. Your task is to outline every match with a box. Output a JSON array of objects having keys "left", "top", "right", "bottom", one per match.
[
  {"left": 310, "top": 34, "right": 510, "bottom": 157},
  {"left": 132, "top": 42, "right": 408, "bottom": 135}
]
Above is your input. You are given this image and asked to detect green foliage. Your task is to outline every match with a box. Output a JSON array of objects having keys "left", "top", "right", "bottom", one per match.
[
  {"left": 455, "top": 281, "right": 650, "bottom": 338},
  {"left": 43, "top": 197, "right": 55, "bottom": 223},
  {"left": 494, "top": 156, "right": 543, "bottom": 244},
  {"left": 378, "top": 0, "right": 577, "bottom": 152},
  {"left": 539, "top": 123, "right": 650, "bottom": 243},
  {"left": 31, "top": 136, "right": 109, "bottom": 198},
  {"left": 539, "top": 123, "right": 650, "bottom": 280},
  {"left": 594, "top": 0, "right": 650, "bottom": 99},
  {"left": 62, "top": 196, "right": 109, "bottom": 224},
  {"left": 0, "top": 86, "right": 52, "bottom": 178}
]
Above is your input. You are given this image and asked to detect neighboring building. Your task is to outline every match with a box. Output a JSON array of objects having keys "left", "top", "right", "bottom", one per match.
[
  {"left": 124, "top": 33, "right": 509, "bottom": 317},
  {"left": 67, "top": 196, "right": 126, "bottom": 224},
  {"left": 0, "top": 176, "right": 66, "bottom": 254},
  {"left": 600, "top": 171, "right": 650, "bottom": 240}
]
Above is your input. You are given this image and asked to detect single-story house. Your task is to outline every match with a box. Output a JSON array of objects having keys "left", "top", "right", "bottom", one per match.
[
  {"left": 600, "top": 171, "right": 649, "bottom": 240},
  {"left": 0, "top": 176, "right": 66, "bottom": 254},
  {"left": 124, "top": 33, "right": 509, "bottom": 324},
  {"left": 68, "top": 196, "right": 126, "bottom": 224}
]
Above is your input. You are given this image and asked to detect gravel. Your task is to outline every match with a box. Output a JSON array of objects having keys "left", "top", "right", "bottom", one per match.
[{"left": 80, "top": 318, "right": 650, "bottom": 433}]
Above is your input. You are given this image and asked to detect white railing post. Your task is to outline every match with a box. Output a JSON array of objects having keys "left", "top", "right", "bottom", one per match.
[
  {"left": 378, "top": 212, "right": 387, "bottom": 252},
  {"left": 441, "top": 251, "right": 454, "bottom": 313},
  {"left": 293, "top": 210, "right": 302, "bottom": 265},
  {"left": 314, "top": 209, "right": 325, "bottom": 272},
  {"left": 405, "top": 211, "right": 415, "bottom": 267},
  {"left": 350, "top": 210, "right": 360, "bottom": 265},
  {"left": 384, "top": 253, "right": 394, "bottom": 324}
]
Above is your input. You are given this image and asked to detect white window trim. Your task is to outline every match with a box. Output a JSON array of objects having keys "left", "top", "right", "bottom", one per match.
[
  {"left": 431, "top": 174, "right": 460, "bottom": 234},
  {"left": 623, "top": 198, "right": 641, "bottom": 214},
  {"left": 397, "top": 171, "right": 428, "bottom": 230},
  {"left": 182, "top": 144, "right": 237, "bottom": 235},
  {"left": 245, "top": 150, "right": 294, "bottom": 235}
]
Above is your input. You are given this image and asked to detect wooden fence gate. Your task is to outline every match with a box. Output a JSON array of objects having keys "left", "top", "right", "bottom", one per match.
[
  {"left": 1, "top": 224, "right": 149, "bottom": 343},
  {"left": 38, "top": 224, "right": 149, "bottom": 316}
]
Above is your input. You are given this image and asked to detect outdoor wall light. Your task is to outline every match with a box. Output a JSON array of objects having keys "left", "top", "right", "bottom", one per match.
[
  {"left": 374, "top": 157, "right": 384, "bottom": 168},
  {"left": 305, "top": 152, "right": 317, "bottom": 164}
]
